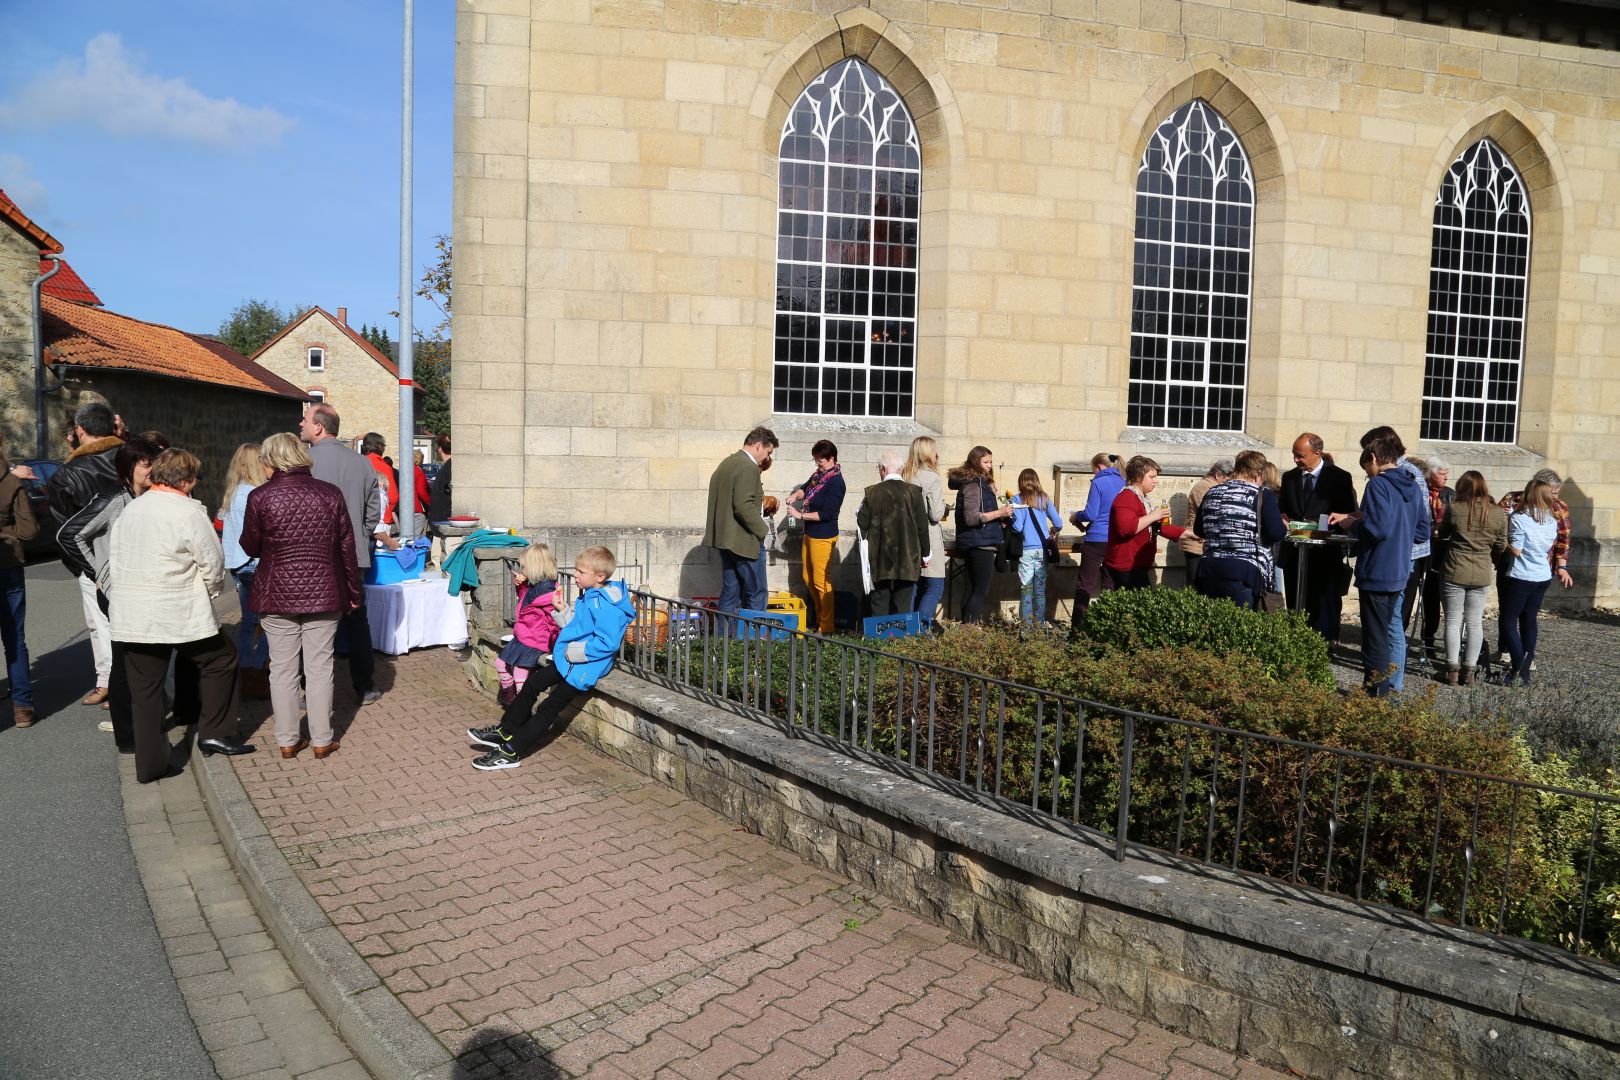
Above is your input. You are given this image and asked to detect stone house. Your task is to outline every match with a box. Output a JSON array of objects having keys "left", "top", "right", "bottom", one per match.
[
  {"left": 0, "top": 189, "right": 308, "bottom": 514},
  {"left": 452, "top": 0, "right": 1620, "bottom": 605},
  {"left": 252, "top": 307, "right": 406, "bottom": 455}
]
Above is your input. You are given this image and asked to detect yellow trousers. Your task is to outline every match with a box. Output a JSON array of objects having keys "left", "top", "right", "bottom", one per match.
[{"left": 802, "top": 535, "right": 837, "bottom": 633}]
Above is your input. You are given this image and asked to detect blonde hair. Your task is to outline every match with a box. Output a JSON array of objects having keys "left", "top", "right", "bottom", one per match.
[
  {"left": 901, "top": 436, "right": 938, "bottom": 482},
  {"left": 1016, "top": 468, "right": 1049, "bottom": 509},
  {"left": 520, "top": 541, "right": 558, "bottom": 584},
  {"left": 1520, "top": 480, "right": 1554, "bottom": 523},
  {"left": 576, "top": 545, "right": 616, "bottom": 579},
  {"left": 260, "top": 432, "right": 312, "bottom": 472},
  {"left": 149, "top": 448, "right": 201, "bottom": 489},
  {"left": 1261, "top": 461, "right": 1281, "bottom": 493},
  {"left": 218, "top": 443, "right": 263, "bottom": 514}
]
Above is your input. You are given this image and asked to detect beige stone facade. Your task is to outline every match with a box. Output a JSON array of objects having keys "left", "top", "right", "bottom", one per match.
[
  {"left": 253, "top": 307, "right": 401, "bottom": 452},
  {"left": 453, "top": 0, "right": 1620, "bottom": 605},
  {"left": 0, "top": 222, "right": 40, "bottom": 460}
]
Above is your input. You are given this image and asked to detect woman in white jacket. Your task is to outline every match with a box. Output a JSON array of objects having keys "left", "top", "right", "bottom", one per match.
[{"left": 108, "top": 448, "right": 253, "bottom": 780}]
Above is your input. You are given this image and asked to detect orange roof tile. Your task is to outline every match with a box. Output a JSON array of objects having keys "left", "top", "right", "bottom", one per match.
[
  {"left": 40, "top": 257, "right": 102, "bottom": 305},
  {"left": 42, "top": 294, "right": 307, "bottom": 399},
  {"left": 0, "top": 188, "right": 64, "bottom": 254},
  {"left": 251, "top": 306, "right": 400, "bottom": 377}
]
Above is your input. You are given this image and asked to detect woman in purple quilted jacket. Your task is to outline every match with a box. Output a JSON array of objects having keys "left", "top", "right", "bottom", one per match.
[{"left": 240, "top": 432, "right": 362, "bottom": 760}]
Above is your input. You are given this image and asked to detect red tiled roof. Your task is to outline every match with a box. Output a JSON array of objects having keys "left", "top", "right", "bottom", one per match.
[
  {"left": 42, "top": 294, "right": 308, "bottom": 399},
  {"left": 40, "top": 257, "right": 102, "bottom": 305},
  {"left": 251, "top": 306, "right": 400, "bottom": 377},
  {"left": 0, "top": 188, "right": 63, "bottom": 254}
]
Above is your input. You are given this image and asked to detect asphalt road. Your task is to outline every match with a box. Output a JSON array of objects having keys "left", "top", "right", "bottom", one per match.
[{"left": 0, "top": 557, "right": 217, "bottom": 1080}]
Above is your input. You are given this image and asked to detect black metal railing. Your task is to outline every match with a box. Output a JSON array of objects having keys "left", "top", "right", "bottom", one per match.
[{"left": 616, "top": 591, "right": 1620, "bottom": 961}]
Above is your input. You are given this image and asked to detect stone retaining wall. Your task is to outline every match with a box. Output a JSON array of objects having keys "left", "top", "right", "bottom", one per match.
[{"left": 563, "top": 670, "right": 1620, "bottom": 1080}]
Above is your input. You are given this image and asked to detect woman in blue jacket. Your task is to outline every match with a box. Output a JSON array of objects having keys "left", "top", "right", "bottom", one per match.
[
  {"left": 1010, "top": 469, "right": 1064, "bottom": 625},
  {"left": 1068, "top": 453, "right": 1123, "bottom": 629}
]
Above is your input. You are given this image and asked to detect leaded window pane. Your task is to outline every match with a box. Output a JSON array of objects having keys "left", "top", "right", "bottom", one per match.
[
  {"left": 774, "top": 59, "right": 920, "bottom": 418},
  {"left": 1422, "top": 140, "right": 1529, "bottom": 444},
  {"left": 1128, "top": 101, "right": 1254, "bottom": 431}
]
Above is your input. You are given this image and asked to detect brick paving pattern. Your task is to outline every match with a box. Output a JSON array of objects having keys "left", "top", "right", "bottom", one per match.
[
  {"left": 123, "top": 754, "right": 368, "bottom": 1080},
  {"left": 228, "top": 649, "right": 1288, "bottom": 1078}
]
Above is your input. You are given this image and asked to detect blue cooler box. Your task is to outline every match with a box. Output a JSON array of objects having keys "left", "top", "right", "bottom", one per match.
[{"left": 365, "top": 540, "right": 429, "bottom": 585}]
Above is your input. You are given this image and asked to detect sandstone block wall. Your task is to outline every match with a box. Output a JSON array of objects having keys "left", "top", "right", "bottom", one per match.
[
  {"left": 453, "top": 0, "right": 1620, "bottom": 603},
  {"left": 0, "top": 225, "right": 42, "bottom": 459},
  {"left": 255, "top": 311, "right": 399, "bottom": 452}
]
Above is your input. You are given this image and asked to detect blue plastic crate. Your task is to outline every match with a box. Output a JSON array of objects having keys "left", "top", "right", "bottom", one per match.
[
  {"left": 736, "top": 609, "right": 796, "bottom": 639},
  {"left": 863, "top": 611, "right": 921, "bottom": 640},
  {"left": 365, "top": 540, "right": 429, "bottom": 585}
]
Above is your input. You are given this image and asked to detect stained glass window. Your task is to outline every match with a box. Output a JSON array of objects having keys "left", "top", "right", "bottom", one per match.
[
  {"left": 1128, "top": 101, "right": 1254, "bottom": 431},
  {"left": 774, "top": 60, "right": 921, "bottom": 417},
  {"left": 1421, "top": 140, "right": 1530, "bottom": 444}
]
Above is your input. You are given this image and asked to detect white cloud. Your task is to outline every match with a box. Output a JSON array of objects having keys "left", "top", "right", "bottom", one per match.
[
  {"left": 0, "top": 33, "right": 294, "bottom": 150},
  {"left": 0, "top": 154, "right": 48, "bottom": 213}
]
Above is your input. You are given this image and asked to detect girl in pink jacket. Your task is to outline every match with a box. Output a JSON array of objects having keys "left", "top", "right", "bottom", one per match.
[{"left": 496, "top": 541, "right": 562, "bottom": 705}]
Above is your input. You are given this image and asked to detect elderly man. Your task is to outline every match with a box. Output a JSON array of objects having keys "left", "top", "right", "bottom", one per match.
[
  {"left": 1279, "top": 433, "right": 1359, "bottom": 640},
  {"left": 46, "top": 401, "right": 124, "bottom": 705},
  {"left": 703, "top": 426, "right": 778, "bottom": 624},
  {"left": 299, "top": 404, "right": 386, "bottom": 706},
  {"left": 856, "top": 448, "right": 931, "bottom": 617}
]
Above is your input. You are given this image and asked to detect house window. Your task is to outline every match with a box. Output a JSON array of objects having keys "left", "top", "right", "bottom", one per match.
[
  {"left": 1421, "top": 139, "right": 1530, "bottom": 444},
  {"left": 307, "top": 390, "right": 325, "bottom": 403},
  {"left": 307, "top": 347, "right": 325, "bottom": 371},
  {"left": 773, "top": 58, "right": 921, "bottom": 418},
  {"left": 1128, "top": 100, "right": 1254, "bottom": 432}
]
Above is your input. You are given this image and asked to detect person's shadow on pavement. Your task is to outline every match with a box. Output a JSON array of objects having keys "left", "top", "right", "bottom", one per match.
[{"left": 452, "top": 1027, "right": 564, "bottom": 1079}]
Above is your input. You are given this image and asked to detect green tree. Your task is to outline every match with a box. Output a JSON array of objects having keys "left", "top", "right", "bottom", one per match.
[
  {"left": 392, "top": 234, "right": 452, "bottom": 437},
  {"left": 218, "top": 299, "right": 291, "bottom": 356}
]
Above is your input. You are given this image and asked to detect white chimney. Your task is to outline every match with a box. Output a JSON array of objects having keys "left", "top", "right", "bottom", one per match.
[{"left": 336, "top": 306, "right": 348, "bottom": 326}]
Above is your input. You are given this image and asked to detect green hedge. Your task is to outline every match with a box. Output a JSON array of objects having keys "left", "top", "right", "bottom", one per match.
[{"left": 1080, "top": 586, "right": 1334, "bottom": 687}]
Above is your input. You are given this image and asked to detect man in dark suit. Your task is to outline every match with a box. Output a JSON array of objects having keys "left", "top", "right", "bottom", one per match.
[
  {"left": 1279, "top": 433, "right": 1359, "bottom": 641},
  {"left": 855, "top": 448, "right": 931, "bottom": 617}
]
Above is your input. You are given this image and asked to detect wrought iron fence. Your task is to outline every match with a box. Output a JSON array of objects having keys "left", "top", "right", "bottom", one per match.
[{"left": 616, "top": 591, "right": 1620, "bottom": 961}]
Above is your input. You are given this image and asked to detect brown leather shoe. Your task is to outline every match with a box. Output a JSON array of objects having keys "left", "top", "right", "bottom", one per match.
[
  {"left": 311, "top": 741, "right": 341, "bottom": 759},
  {"left": 82, "top": 687, "right": 109, "bottom": 706},
  {"left": 280, "top": 739, "right": 310, "bottom": 759},
  {"left": 12, "top": 705, "right": 35, "bottom": 728}
]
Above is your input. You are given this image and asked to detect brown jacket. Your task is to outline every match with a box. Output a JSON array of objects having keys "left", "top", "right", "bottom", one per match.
[
  {"left": 0, "top": 473, "right": 39, "bottom": 569},
  {"left": 1436, "top": 501, "right": 1508, "bottom": 589},
  {"left": 856, "top": 478, "right": 931, "bottom": 584}
]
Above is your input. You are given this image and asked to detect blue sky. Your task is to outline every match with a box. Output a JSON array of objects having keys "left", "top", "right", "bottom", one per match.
[{"left": 2, "top": 0, "right": 454, "bottom": 339}]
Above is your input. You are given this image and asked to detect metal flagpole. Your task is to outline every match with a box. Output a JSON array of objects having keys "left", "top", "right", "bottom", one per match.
[{"left": 396, "top": 0, "right": 416, "bottom": 541}]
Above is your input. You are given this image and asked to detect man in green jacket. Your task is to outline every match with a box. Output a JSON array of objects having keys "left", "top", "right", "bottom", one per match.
[
  {"left": 856, "top": 448, "right": 931, "bottom": 617},
  {"left": 703, "top": 426, "right": 778, "bottom": 623}
]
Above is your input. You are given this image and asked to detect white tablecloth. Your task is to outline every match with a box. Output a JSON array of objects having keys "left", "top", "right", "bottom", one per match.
[{"left": 365, "top": 574, "right": 468, "bottom": 655}]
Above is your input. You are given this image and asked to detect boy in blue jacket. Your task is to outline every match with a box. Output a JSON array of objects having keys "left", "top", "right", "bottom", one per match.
[
  {"left": 467, "top": 546, "right": 635, "bottom": 770},
  {"left": 1332, "top": 441, "right": 1420, "bottom": 697}
]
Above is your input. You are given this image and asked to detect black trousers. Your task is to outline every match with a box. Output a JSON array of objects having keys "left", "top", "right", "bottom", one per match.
[
  {"left": 959, "top": 547, "right": 998, "bottom": 624},
  {"left": 868, "top": 579, "right": 917, "bottom": 618},
  {"left": 339, "top": 605, "right": 375, "bottom": 694},
  {"left": 121, "top": 634, "right": 239, "bottom": 783},
  {"left": 498, "top": 661, "right": 582, "bottom": 758}
]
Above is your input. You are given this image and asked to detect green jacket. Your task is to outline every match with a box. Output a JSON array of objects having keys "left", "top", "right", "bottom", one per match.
[
  {"left": 1436, "top": 501, "right": 1508, "bottom": 589},
  {"left": 703, "top": 449, "right": 767, "bottom": 559},
  {"left": 856, "top": 478, "right": 930, "bottom": 584}
]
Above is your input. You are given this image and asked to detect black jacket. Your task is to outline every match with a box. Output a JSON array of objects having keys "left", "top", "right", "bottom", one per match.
[
  {"left": 1279, "top": 461, "right": 1358, "bottom": 568},
  {"left": 47, "top": 437, "right": 123, "bottom": 573},
  {"left": 428, "top": 458, "right": 452, "bottom": 523}
]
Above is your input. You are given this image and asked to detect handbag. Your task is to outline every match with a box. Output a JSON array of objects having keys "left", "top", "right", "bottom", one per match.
[
  {"left": 997, "top": 520, "right": 1024, "bottom": 573},
  {"left": 1042, "top": 534, "right": 1060, "bottom": 565}
]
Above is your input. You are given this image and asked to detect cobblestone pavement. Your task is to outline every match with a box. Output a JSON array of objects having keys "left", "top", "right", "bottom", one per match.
[
  {"left": 226, "top": 648, "right": 1287, "bottom": 1079},
  {"left": 124, "top": 752, "right": 370, "bottom": 1080}
]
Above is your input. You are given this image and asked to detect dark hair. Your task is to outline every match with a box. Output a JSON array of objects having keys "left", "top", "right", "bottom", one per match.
[
  {"left": 115, "top": 438, "right": 164, "bottom": 489},
  {"left": 73, "top": 402, "right": 116, "bottom": 438},
  {"left": 435, "top": 433, "right": 451, "bottom": 455},
  {"left": 810, "top": 439, "right": 837, "bottom": 461},
  {"left": 139, "top": 430, "right": 170, "bottom": 450},
  {"left": 948, "top": 445, "right": 994, "bottom": 484},
  {"left": 1124, "top": 455, "right": 1160, "bottom": 484},
  {"left": 743, "top": 426, "right": 779, "bottom": 450},
  {"left": 360, "top": 432, "right": 386, "bottom": 456},
  {"left": 1359, "top": 425, "right": 1405, "bottom": 464},
  {"left": 1455, "top": 470, "right": 1495, "bottom": 531}
]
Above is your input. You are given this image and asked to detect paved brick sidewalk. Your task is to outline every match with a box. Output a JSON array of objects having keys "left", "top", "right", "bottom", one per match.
[
  {"left": 228, "top": 649, "right": 1287, "bottom": 1079},
  {"left": 123, "top": 753, "right": 368, "bottom": 1080}
]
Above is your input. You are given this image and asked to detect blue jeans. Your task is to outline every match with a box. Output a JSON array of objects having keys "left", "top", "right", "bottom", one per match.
[
  {"left": 1, "top": 566, "right": 30, "bottom": 707},
  {"left": 1499, "top": 576, "right": 1551, "bottom": 683},
  {"left": 232, "top": 568, "right": 269, "bottom": 669},
  {"left": 1386, "top": 588, "right": 1408, "bottom": 692},
  {"left": 913, "top": 576, "right": 945, "bottom": 627},
  {"left": 717, "top": 548, "right": 766, "bottom": 635},
  {"left": 1360, "top": 589, "right": 1401, "bottom": 697},
  {"left": 1196, "top": 575, "right": 1258, "bottom": 611},
  {"left": 1016, "top": 550, "right": 1046, "bottom": 625}
]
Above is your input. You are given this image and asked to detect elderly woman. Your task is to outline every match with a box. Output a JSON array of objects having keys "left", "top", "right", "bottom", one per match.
[
  {"left": 948, "top": 445, "right": 1016, "bottom": 623},
  {"left": 0, "top": 434, "right": 39, "bottom": 729},
  {"left": 219, "top": 443, "right": 269, "bottom": 698},
  {"left": 108, "top": 449, "right": 252, "bottom": 781},
  {"left": 1192, "top": 451, "right": 1286, "bottom": 609},
  {"left": 1410, "top": 455, "right": 1453, "bottom": 657},
  {"left": 784, "top": 439, "right": 845, "bottom": 634},
  {"left": 1104, "top": 456, "right": 1185, "bottom": 590},
  {"left": 240, "top": 432, "right": 361, "bottom": 759}
]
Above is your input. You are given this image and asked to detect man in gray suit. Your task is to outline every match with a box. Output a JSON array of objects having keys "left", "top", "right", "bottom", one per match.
[{"left": 300, "top": 404, "right": 387, "bottom": 706}]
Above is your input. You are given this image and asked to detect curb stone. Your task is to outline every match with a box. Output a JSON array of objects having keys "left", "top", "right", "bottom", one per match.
[{"left": 195, "top": 752, "right": 459, "bottom": 1080}]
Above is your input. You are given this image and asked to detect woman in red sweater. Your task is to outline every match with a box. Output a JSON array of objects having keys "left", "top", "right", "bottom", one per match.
[{"left": 1104, "top": 455, "right": 1184, "bottom": 590}]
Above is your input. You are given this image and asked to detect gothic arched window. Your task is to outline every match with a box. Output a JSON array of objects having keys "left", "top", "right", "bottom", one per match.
[
  {"left": 1128, "top": 100, "right": 1254, "bottom": 431},
  {"left": 1421, "top": 140, "right": 1530, "bottom": 444},
  {"left": 774, "top": 59, "right": 921, "bottom": 417}
]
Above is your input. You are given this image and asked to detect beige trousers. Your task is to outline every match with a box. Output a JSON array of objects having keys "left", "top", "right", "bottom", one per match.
[{"left": 261, "top": 612, "right": 339, "bottom": 748}]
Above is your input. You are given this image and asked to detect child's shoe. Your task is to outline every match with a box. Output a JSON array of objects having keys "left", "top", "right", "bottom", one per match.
[
  {"left": 472, "top": 746, "right": 520, "bottom": 771},
  {"left": 467, "top": 725, "right": 507, "bottom": 749},
  {"left": 497, "top": 684, "right": 516, "bottom": 706}
]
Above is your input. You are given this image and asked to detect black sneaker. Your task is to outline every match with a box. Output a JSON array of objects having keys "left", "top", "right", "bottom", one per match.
[
  {"left": 472, "top": 747, "right": 519, "bottom": 771},
  {"left": 467, "top": 725, "right": 507, "bottom": 749}
]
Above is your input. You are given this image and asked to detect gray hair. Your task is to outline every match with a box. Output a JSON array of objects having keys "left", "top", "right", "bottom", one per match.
[
  {"left": 1208, "top": 458, "right": 1235, "bottom": 479},
  {"left": 1533, "top": 468, "right": 1562, "bottom": 487},
  {"left": 73, "top": 401, "right": 116, "bottom": 437},
  {"left": 878, "top": 447, "right": 905, "bottom": 473},
  {"left": 1422, "top": 455, "right": 1450, "bottom": 478}
]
